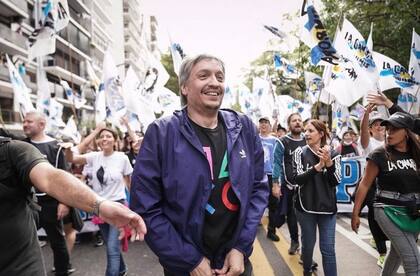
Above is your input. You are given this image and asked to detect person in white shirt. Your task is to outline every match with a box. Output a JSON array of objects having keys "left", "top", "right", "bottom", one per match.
[
  {"left": 358, "top": 104, "right": 388, "bottom": 268},
  {"left": 65, "top": 127, "right": 133, "bottom": 276}
]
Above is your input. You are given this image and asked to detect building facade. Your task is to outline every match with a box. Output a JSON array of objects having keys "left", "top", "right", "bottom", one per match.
[{"left": 0, "top": 0, "right": 158, "bottom": 132}]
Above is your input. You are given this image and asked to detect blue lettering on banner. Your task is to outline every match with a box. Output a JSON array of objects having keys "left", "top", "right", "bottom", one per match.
[{"left": 336, "top": 159, "right": 361, "bottom": 203}]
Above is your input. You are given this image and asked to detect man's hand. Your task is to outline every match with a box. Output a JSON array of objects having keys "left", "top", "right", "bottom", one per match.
[
  {"left": 57, "top": 203, "right": 70, "bottom": 220},
  {"left": 99, "top": 200, "right": 147, "bottom": 241},
  {"left": 272, "top": 184, "right": 281, "bottom": 199},
  {"left": 351, "top": 215, "right": 360, "bottom": 233},
  {"left": 214, "top": 248, "right": 244, "bottom": 276},
  {"left": 190, "top": 257, "right": 213, "bottom": 276},
  {"left": 366, "top": 91, "right": 393, "bottom": 108}
]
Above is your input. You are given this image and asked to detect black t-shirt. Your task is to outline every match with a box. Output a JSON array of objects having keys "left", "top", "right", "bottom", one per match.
[
  {"left": 28, "top": 138, "right": 66, "bottom": 204},
  {"left": 190, "top": 118, "right": 240, "bottom": 257},
  {"left": 338, "top": 143, "right": 359, "bottom": 158},
  {"left": 368, "top": 146, "right": 420, "bottom": 197},
  {"left": 0, "top": 140, "right": 47, "bottom": 275}
]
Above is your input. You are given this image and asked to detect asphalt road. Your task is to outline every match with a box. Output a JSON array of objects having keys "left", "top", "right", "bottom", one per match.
[{"left": 40, "top": 214, "right": 411, "bottom": 275}]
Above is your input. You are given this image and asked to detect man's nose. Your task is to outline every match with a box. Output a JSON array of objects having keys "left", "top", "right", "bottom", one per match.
[{"left": 208, "top": 74, "right": 220, "bottom": 86}]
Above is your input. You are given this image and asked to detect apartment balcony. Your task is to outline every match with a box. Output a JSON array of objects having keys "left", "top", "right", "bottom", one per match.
[
  {"left": 69, "top": 8, "right": 91, "bottom": 36},
  {"left": 125, "top": 37, "right": 141, "bottom": 55},
  {"left": 68, "top": 0, "right": 91, "bottom": 15},
  {"left": 57, "top": 23, "right": 91, "bottom": 58},
  {"left": 91, "top": 19, "right": 113, "bottom": 44},
  {"left": 123, "top": 0, "right": 139, "bottom": 18},
  {"left": 43, "top": 59, "right": 87, "bottom": 87},
  {"left": 0, "top": 0, "right": 28, "bottom": 18},
  {"left": 93, "top": 0, "right": 112, "bottom": 25},
  {"left": 0, "top": 23, "right": 28, "bottom": 57}
]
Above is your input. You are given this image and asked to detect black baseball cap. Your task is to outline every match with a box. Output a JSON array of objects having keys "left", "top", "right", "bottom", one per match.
[{"left": 380, "top": 112, "right": 415, "bottom": 130}]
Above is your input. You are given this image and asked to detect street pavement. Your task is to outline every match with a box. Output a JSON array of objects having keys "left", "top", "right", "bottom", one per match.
[{"left": 41, "top": 214, "right": 412, "bottom": 275}]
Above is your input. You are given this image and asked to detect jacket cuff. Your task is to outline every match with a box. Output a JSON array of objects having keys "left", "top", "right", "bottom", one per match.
[{"left": 189, "top": 256, "right": 204, "bottom": 273}]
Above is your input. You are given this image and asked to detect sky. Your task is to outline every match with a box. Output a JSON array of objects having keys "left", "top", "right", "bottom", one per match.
[{"left": 142, "top": 0, "right": 306, "bottom": 85}]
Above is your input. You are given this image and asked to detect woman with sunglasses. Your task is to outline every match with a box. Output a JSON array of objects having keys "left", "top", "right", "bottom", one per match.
[
  {"left": 66, "top": 127, "right": 133, "bottom": 276},
  {"left": 352, "top": 112, "right": 420, "bottom": 275}
]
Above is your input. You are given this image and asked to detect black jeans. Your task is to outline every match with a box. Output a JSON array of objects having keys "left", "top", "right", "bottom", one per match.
[
  {"left": 163, "top": 259, "right": 253, "bottom": 276},
  {"left": 284, "top": 188, "right": 299, "bottom": 243},
  {"left": 39, "top": 199, "right": 70, "bottom": 276},
  {"left": 267, "top": 174, "right": 278, "bottom": 232}
]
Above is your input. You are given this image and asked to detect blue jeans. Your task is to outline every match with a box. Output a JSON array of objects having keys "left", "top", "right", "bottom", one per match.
[
  {"left": 99, "top": 223, "right": 126, "bottom": 276},
  {"left": 296, "top": 211, "right": 337, "bottom": 276},
  {"left": 374, "top": 207, "right": 420, "bottom": 276}
]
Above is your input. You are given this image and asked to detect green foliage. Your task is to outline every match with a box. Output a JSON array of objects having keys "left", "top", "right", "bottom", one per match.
[
  {"left": 243, "top": 0, "right": 419, "bottom": 104},
  {"left": 160, "top": 51, "right": 180, "bottom": 95},
  {"left": 321, "top": 0, "right": 420, "bottom": 102},
  {"left": 321, "top": 0, "right": 420, "bottom": 68}
]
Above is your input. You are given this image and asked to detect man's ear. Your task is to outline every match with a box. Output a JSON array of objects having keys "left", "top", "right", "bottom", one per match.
[{"left": 181, "top": 85, "right": 188, "bottom": 97}]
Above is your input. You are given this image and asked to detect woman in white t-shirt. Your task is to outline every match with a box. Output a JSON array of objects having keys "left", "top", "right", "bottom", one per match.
[{"left": 67, "top": 128, "right": 133, "bottom": 276}]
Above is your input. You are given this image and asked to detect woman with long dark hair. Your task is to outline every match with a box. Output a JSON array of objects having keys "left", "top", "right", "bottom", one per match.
[
  {"left": 352, "top": 112, "right": 420, "bottom": 275},
  {"left": 293, "top": 119, "right": 341, "bottom": 276}
]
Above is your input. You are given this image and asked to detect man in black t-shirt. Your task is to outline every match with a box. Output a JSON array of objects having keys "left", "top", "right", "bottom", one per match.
[
  {"left": 22, "top": 111, "right": 72, "bottom": 275},
  {"left": 0, "top": 138, "right": 147, "bottom": 275},
  {"left": 131, "top": 54, "right": 268, "bottom": 276}
]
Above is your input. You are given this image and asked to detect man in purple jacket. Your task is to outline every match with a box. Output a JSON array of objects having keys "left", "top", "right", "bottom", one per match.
[{"left": 130, "top": 54, "right": 268, "bottom": 276}]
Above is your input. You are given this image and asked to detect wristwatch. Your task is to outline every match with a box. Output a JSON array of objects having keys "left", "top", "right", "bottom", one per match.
[{"left": 92, "top": 198, "right": 106, "bottom": 216}]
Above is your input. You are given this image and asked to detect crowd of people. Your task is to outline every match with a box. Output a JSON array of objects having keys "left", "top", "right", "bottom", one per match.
[{"left": 0, "top": 54, "right": 419, "bottom": 276}]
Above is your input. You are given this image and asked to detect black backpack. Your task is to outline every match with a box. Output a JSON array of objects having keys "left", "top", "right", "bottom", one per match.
[{"left": 0, "top": 137, "right": 41, "bottom": 228}]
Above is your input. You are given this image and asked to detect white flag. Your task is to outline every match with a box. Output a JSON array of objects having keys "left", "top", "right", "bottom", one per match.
[
  {"left": 366, "top": 22, "right": 373, "bottom": 52},
  {"left": 122, "top": 66, "right": 156, "bottom": 129},
  {"left": 325, "top": 27, "right": 374, "bottom": 106},
  {"left": 60, "top": 80, "right": 86, "bottom": 109},
  {"left": 335, "top": 19, "right": 377, "bottom": 87},
  {"left": 61, "top": 115, "right": 81, "bottom": 144},
  {"left": 332, "top": 102, "right": 350, "bottom": 132},
  {"left": 28, "top": 0, "right": 56, "bottom": 60},
  {"left": 48, "top": 97, "right": 66, "bottom": 128},
  {"left": 36, "top": 65, "right": 51, "bottom": 116},
  {"left": 6, "top": 55, "right": 35, "bottom": 115},
  {"left": 169, "top": 38, "right": 185, "bottom": 76},
  {"left": 238, "top": 85, "right": 253, "bottom": 115},
  {"left": 86, "top": 60, "right": 101, "bottom": 90},
  {"left": 53, "top": 0, "right": 70, "bottom": 32},
  {"left": 146, "top": 52, "right": 170, "bottom": 88},
  {"left": 95, "top": 84, "right": 106, "bottom": 123},
  {"left": 403, "top": 29, "right": 420, "bottom": 96},
  {"left": 304, "top": 71, "right": 322, "bottom": 104},
  {"left": 155, "top": 87, "right": 180, "bottom": 117},
  {"left": 373, "top": 51, "right": 418, "bottom": 91},
  {"left": 102, "top": 50, "right": 126, "bottom": 126},
  {"left": 397, "top": 91, "right": 419, "bottom": 115}
]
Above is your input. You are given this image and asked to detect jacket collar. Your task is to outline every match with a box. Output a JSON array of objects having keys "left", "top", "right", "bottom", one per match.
[{"left": 176, "top": 108, "right": 243, "bottom": 154}]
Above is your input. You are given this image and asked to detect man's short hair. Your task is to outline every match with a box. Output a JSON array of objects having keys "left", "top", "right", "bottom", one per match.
[
  {"left": 178, "top": 54, "right": 225, "bottom": 106},
  {"left": 25, "top": 111, "right": 47, "bottom": 123}
]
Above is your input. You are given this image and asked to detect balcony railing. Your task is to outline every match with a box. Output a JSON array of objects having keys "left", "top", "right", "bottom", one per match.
[
  {"left": 0, "top": 0, "right": 28, "bottom": 18},
  {"left": 0, "top": 23, "right": 28, "bottom": 54}
]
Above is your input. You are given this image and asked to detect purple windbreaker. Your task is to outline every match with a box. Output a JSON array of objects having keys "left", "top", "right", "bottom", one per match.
[{"left": 130, "top": 108, "right": 268, "bottom": 275}]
